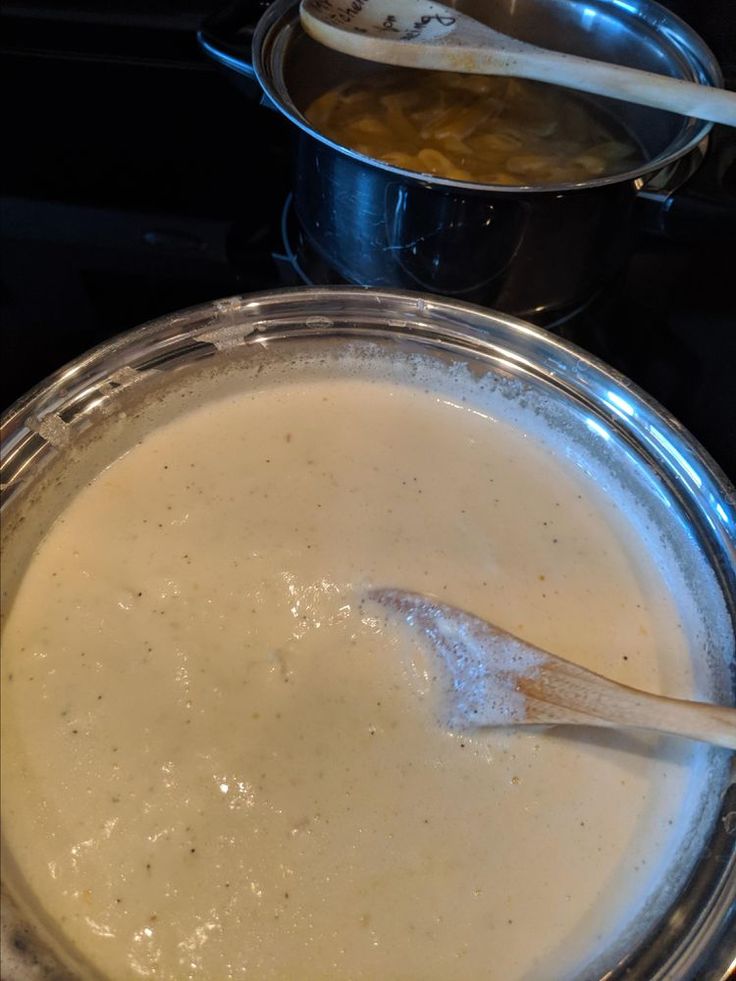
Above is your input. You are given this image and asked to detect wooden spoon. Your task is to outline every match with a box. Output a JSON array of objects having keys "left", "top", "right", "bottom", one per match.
[
  {"left": 369, "top": 588, "right": 736, "bottom": 749},
  {"left": 300, "top": 0, "right": 736, "bottom": 126}
]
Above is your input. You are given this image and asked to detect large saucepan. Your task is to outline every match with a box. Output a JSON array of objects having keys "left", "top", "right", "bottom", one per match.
[
  {"left": 199, "top": 0, "right": 728, "bottom": 323},
  {"left": 1, "top": 287, "right": 735, "bottom": 978}
]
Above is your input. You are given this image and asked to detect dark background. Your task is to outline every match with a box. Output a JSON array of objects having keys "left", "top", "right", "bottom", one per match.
[{"left": 1, "top": 0, "right": 735, "bottom": 477}]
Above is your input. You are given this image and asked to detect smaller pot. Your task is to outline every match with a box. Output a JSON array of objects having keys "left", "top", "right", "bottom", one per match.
[{"left": 200, "top": 0, "right": 727, "bottom": 323}]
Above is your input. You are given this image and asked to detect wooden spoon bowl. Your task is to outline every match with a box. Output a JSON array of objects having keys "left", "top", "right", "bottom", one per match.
[{"left": 369, "top": 588, "right": 736, "bottom": 749}]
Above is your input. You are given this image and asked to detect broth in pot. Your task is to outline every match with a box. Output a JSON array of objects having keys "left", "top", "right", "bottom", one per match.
[{"left": 305, "top": 71, "right": 642, "bottom": 184}]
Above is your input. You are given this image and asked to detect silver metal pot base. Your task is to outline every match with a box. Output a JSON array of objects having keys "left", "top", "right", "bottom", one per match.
[{"left": 272, "top": 193, "right": 607, "bottom": 329}]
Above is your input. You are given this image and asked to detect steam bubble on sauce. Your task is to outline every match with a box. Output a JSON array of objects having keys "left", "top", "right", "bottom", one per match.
[
  {"left": 1, "top": 341, "right": 732, "bottom": 980},
  {"left": 372, "top": 591, "right": 547, "bottom": 727}
]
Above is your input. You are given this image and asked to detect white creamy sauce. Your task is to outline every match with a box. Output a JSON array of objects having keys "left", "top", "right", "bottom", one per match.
[{"left": 0, "top": 355, "right": 724, "bottom": 980}]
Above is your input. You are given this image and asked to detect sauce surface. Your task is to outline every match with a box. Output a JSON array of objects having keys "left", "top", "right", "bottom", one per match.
[
  {"left": 306, "top": 71, "right": 640, "bottom": 184},
  {"left": 0, "top": 365, "right": 712, "bottom": 979}
]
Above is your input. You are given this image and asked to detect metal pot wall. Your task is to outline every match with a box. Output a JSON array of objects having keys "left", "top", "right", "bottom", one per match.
[{"left": 199, "top": 0, "right": 725, "bottom": 323}]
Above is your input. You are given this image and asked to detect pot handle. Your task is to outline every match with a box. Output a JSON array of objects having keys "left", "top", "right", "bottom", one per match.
[
  {"left": 637, "top": 129, "right": 735, "bottom": 243},
  {"left": 198, "top": 0, "right": 273, "bottom": 83}
]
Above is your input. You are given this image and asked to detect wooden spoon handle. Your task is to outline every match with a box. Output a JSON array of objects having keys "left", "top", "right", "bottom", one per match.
[
  {"left": 503, "top": 49, "right": 736, "bottom": 126},
  {"left": 532, "top": 660, "right": 736, "bottom": 749},
  {"left": 625, "top": 692, "right": 736, "bottom": 750}
]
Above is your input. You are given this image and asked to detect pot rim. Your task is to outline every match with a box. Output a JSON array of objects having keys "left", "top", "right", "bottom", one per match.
[
  {"left": 2, "top": 287, "right": 734, "bottom": 533},
  {"left": 253, "top": 0, "right": 724, "bottom": 194}
]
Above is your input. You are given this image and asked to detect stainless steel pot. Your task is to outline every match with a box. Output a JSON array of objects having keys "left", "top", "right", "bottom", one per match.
[
  {"left": 199, "top": 0, "right": 726, "bottom": 323},
  {"left": 1, "top": 287, "right": 735, "bottom": 979}
]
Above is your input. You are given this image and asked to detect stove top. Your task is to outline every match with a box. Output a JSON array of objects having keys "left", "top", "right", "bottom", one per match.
[{"left": 2, "top": 0, "right": 735, "bottom": 481}]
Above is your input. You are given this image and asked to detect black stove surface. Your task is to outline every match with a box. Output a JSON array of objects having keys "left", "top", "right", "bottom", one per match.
[{"left": 2, "top": 0, "right": 735, "bottom": 481}]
